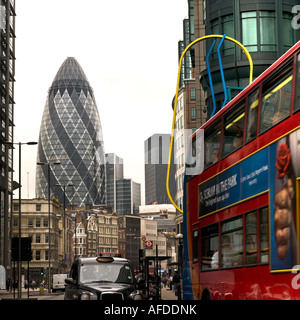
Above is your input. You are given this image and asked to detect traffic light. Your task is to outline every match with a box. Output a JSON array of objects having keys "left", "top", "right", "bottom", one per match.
[{"left": 40, "top": 268, "right": 44, "bottom": 276}]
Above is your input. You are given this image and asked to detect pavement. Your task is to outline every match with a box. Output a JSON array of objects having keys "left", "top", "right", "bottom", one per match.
[
  {"left": 0, "top": 287, "right": 52, "bottom": 299},
  {"left": 160, "top": 286, "right": 181, "bottom": 300}
]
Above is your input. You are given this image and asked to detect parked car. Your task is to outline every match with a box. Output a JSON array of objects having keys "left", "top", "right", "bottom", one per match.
[{"left": 64, "top": 256, "right": 144, "bottom": 300}]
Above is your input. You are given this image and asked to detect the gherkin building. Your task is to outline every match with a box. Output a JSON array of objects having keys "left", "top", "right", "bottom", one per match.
[{"left": 36, "top": 57, "right": 106, "bottom": 207}]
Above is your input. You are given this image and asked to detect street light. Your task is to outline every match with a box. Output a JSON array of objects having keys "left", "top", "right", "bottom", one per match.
[
  {"left": 55, "top": 183, "right": 74, "bottom": 271},
  {"left": 4, "top": 141, "right": 37, "bottom": 299},
  {"left": 175, "top": 233, "right": 183, "bottom": 301},
  {"left": 37, "top": 160, "right": 61, "bottom": 293}
]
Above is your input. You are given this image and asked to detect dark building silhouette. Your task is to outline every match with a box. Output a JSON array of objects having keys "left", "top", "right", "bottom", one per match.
[{"left": 144, "top": 134, "right": 176, "bottom": 205}]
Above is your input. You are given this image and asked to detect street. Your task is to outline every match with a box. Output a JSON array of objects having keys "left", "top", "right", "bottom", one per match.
[
  {"left": 0, "top": 289, "right": 65, "bottom": 300},
  {"left": 0, "top": 286, "right": 177, "bottom": 300}
]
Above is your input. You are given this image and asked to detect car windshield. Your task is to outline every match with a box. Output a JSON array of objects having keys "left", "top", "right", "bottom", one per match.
[{"left": 80, "top": 263, "right": 134, "bottom": 284}]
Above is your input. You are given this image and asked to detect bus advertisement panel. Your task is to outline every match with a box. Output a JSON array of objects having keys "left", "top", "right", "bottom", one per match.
[{"left": 198, "top": 128, "right": 300, "bottom": 273}]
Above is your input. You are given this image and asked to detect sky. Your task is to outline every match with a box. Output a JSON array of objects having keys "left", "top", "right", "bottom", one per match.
[{"left": 13, "top": 0, "right": 188, "bottom": 203}]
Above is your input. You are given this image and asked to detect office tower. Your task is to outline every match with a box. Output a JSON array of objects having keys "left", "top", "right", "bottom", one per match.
[
  {"left": 105, "top": 153, "right": 124, "bottom": 212},
  {"left": 144, "top": 134, "right": 176, "bottom": 205},
  {"left": 116, "top": 179, "right": 141, "bottom": 215},
  {"left": 0, "top": 0, "right": 16, "bottom": 268},
  {"left": 36, "top": 57, "right": 106, "bottom": 207},
  {"left": 200, "top": 0, "right": 300, "bottom": 117},
  {"left": 0, "top": 0, "right": 16, "bottom": 267}
]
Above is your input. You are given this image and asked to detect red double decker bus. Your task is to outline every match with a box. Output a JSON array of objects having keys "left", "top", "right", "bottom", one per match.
[{"left": 183, "top": 41, "right": 300, "bottom": 300}]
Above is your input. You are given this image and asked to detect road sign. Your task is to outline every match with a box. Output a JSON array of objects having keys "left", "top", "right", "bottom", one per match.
[
  {"left": 12, "top": 237, "right": 32, "bottom": 261},
  {"left": 145, "top": 240, "right": 153, "bottom": 249}
]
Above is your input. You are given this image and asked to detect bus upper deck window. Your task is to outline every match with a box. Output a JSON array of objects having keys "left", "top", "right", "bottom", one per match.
[
  {"left": 245, "top": 89, "right": 259, "bottom": 143},
  {"left": 260, "top": 61, "right": 293, "bottom": 133},
  {"left": 204, "top": 122, "right": 221, "bottom": 168},
  {"left": 294, "top": 53, "right": 300, "bottom": 113},
  {"left": 222, "top": 102, "right": 245, "bottom": 157}
]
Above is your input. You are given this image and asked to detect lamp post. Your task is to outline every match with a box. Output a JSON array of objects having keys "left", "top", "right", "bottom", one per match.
[
  {"left": 175, "top": 233, "right": 183, "bottom": 301},
  {"left": 55, "top": 183, "right": 74, "bottom": 271},
  {"left": 4, "top": 141, "right": 37, "bottom": 299},
  {"left": 37, "top": 160, "right": 61, "bottom": 293}
]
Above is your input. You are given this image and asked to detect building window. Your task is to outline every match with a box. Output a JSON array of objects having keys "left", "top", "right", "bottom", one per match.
[
  {"left": 13, "top": 204, "right": 19, "bottom": 211},
  {"left": 36, "top": 235, "right": 41, "bottom": 244},
  {"left": 36, "top": 204, "right": 41, "bottom": 211},
  {"left": 43, "top": 219, "right": 49, "bottom": 227},
  {"left": 259, "top": 11, "right": 276, "bottom": 52},
  {"left": 283, "top": 12, "right": 296, "bottom": 50},
  {"left": 190, "top": 88, "right": 196, "bottom": 101},
  {"left": 36, "top": 250, "right": 40, "bottom": 261},
  {"left": 241, "top": 12, "right": 258, "bottom": 52},
  {"left": 28, "top": 219, "right": 33, "bottom": 228},
  {"left": 222, "top": 15, "right": 234, "bottom": 55},
  {"left": 191, "top": 107, "right": 196, "bottom": 121},
  {"left": 36, "top": 219, "right": 41, "bottom": 228},
  {"left": 241, "top": 11, "right": 276, "bottom": 52}
]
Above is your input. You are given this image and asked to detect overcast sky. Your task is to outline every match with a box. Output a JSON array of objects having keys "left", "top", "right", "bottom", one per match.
[{"left": 13, "top": 0, "right": 188, "bottom": 203}]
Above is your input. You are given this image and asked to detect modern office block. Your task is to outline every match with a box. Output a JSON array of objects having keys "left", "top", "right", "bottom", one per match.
[{"left": 36, "top": 57, "right": 106, "bottom": 207}]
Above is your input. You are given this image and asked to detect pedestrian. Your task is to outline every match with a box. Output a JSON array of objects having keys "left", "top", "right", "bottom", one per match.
[
  {"left": 169, "top": 275, "right": 173, "bottom": 291},
  {"left": 6, "top": 278, "right": 10, "bottom": 291},
  {"left": 172, "top": 270, "right": 180, "bottom": 296},
  {"left": 31, "top": 280, "right": 36, "bottom": 290}
]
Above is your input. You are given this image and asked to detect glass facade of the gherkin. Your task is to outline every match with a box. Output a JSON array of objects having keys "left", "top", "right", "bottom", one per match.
[{"left": 36, "top": 57, "right": 106, "bottom": 207}]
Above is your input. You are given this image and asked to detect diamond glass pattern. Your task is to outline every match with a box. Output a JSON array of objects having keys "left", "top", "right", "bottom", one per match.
[{"left": 36, "top": 57, "right": 106, "bottom": 207}]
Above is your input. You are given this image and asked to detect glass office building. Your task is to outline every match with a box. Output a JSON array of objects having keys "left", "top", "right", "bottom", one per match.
[
  {"left": 200, "top": 0, "right": 300, "bottom": 117},
  {"left": 36, "top": 57, "right": 106, "bottom": 207},
  {"left": 0, "top": 0, "right": 16, "bottom": 268}
]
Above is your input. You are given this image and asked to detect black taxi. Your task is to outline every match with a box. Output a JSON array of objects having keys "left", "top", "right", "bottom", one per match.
[{"left": 64, "top": 256, "right": 143, "bottom": 300}]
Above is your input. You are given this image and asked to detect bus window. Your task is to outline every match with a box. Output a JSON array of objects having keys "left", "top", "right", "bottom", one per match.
[
  {"left": 245, "top": 211, "right": 257, "bottom": 265},
  {"left": 201, "top": 224, "right": 218, "bottom": 271},
  {"left": 222, "top": 103, "right": 245, "bottom": 157},
  {"left": 294, "top": 53, "right": 300, "bottom": 113},
  {"left": 221, "top": 217, "right": 243, "bottom": 268},
  {"left": 192, "top": 230, "right": 199, "bottom": 263},
  {"left": 259, "top": 207, "right": 269, "bottom": 264},
  {"left": 245, "top": 88, "right": 259, "bottom": 143},
  {"left": 204, "top": 122, "right": 221, "bottom": 168},
  {"left": 260, "top": 61, "right": 293, "bottom": 133}
]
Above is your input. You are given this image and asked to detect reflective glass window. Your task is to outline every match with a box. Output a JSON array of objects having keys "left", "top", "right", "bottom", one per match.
[
  {"left": 221, "top": 217, "right": 243, "bottom": 268},
  {"left": 260, "top": 207, "right": 269, "bottom": 264},
  {"left": 204, "top": 121, "right": 221, "bottom": 168},
  {"left": 294, "top": 53, "right": 300, "bottom": 113},
  {"left": 242, "top": 12, "right": 258, "bottom": 52},
  {"left": 245, "top": 211, "right": 257, "bottom": 265},
  {"left": 222, "top": 102, "right": 245, "bottom": 157},
  {"left": 245, "top": 88, "right": 259, "bottom": 143},
  {"left": 201, "top": 224, "right": 219, "bottom": 271},
  {"left": 260, "top": 61, "right": 293, "bottom": 133}
]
